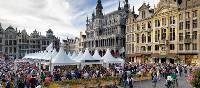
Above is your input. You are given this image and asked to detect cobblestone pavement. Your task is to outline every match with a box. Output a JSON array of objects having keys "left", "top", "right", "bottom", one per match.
[
  {"left": 132, "top": 75, "right": 192, "bottom": 88},
  {"left": 117, "top": 73, "right": 192, "bottom": 88}
]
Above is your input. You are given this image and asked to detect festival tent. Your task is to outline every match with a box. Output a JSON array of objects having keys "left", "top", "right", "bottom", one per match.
[
  {"left": 71, "top": 52, "right": 77, "bottom": 59},
  {"left": 79, "top": 48, "right": 103, "bottom": 69},
  {"left": 72, "top": 51, "right": 83, "bottom": 62},
  {"left": 46, "top": 42, "right": 53, "bottom": 52},
  {"left": 92, "top": 50, "right": 102, "bottom": 60},
  {"left": 51, "top": 47, "right": 79, "bottom": 71},
  {"left": 68, "top": 52, "right": 72, "bottom": 58},
  {"left": 51, "top": 49, "right": 58, "bottom": 60},
  {"left": 102, "top": 49, "right": 124, "bottom": 68}
]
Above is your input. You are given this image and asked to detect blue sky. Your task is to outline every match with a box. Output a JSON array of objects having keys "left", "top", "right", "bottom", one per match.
[{"left": 0, "top": 0, "right": 159, "bottom": 38}]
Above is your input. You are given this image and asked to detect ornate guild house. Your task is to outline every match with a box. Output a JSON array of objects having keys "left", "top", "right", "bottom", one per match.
[
  {"left": 126, "top": 0, "right": 200, "bottom": 65},
  {"left": 85, "top": 0, "right": 129, "bottom": 57},
  {"left": 0, "top": 23, "right": 59, "bottom": 59}
]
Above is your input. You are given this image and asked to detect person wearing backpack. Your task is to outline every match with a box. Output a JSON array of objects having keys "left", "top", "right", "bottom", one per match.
[{"left": 152, "top": 75, "right": 158, "bottom": 88}]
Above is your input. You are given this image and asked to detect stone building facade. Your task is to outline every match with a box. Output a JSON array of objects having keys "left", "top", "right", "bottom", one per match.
[
  {"left": 126, "top": 0, "right": 200, "bottom": 65},
  {"left": 85, "top": 0, "right": 128, "bottom": 57},
  {"left": 63, "top": 37, "right": 80, "bottom": 54},
  {"left": 0, "top": 24, "right": 59, "bottom": 59}
]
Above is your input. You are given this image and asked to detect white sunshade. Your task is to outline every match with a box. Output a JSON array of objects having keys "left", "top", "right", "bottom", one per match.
[
  {"left": 71, "top": 52, "right": 77, "bottom": 59},
  {"left": 68, "top": 52, "right": 72, "bottom": 58},
  {"left": 43, "top": 50, "right": 53, "bottom": 60},
  {"left": 51, "top": 49, "right": 58, "bottom": 60},
  {"left": 46, "top": 43, "right": 53, "bottom": 52},
  {"left": 102, "top": 49, "right": 124, "bottom": 63},
  {"left": 73, "top": 51, "right": 83, "bottom": 62},
  {"left": 93, "top": 50, "right": 102, "bottom": 60},
  {"left": 52, "top": 47, "right": 78, "bottom": 66},
  {"left": 80, "top": 48, "right": 94, "bottom": 61}
]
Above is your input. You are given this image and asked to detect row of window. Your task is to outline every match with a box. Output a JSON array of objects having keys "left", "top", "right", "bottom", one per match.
[
  {"left": 179, "top": 10, "right": 198, "bottom": 20},
  {"left": 5, "top": 47, "right": 17, "bottom": 53},
  {"left": 126, "top": 33, "right": 151, "bottom": 43},
  {"left": 179, "top": 44, "right": 197, "bottom": 50},
  {"left": 179, "top": 19, "right": 198, "bottom": 30},
  {"left": 179, "top": 31, "right": 197, "bottom": 41}
]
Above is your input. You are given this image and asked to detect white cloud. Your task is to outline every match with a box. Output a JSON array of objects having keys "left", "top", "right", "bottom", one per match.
[{"left": 0, "top": 0, "right": 159, "bottom": 38}]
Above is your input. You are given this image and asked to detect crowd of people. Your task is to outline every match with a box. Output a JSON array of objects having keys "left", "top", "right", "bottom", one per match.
[{"left": 0, "top": 57, "right": 197, "bottom": 88}]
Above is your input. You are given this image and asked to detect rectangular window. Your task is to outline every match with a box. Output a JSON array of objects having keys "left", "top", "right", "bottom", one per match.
[
  {"left": 179, "top": 22, "right": 183, "bottom": 30},
  {"left": 179, "top": 33, "right": 183, "bottom": 41},
  {"left": 192, "top": 43, "right": 197, "bottom": 50},
  {"left": 179, "top": 14, "right": 183, "bottom": 20},
  {"left": 170, "top": 28, "right": 175, "bottom": 41},
  {"left": 186, "top": 32, "right": 190, "bottom": 39},
  {"left": 132, "top": 24, "right": 134, "bottom": 31},
  {"left": 148, "top": 32, "right": 151, "bottom": 42},
  {"left": 14, "top": 47, "right": 16, "bottom": 53},
  {"left": 192, "top": 31, "right": 197, "bottom": 40},
  {"left": 185, "top": 44, "right": 190, "bottom": 50},
  {"left": 193, "top": 19, "right": 197, "bottom": 28},
  {"left": 162, "top": 17, "right": 166, "bottom": 26},
  {"left": 132, "top": 34, "right": 134, "bottom": 42},
  {"left": 9, "top": 47, "right": 12, "bottom": 53},
  {"left": 161, "top": 29, "right": 166, "bottom": 40},
  {"left": 137, "top": 24, "right": 140, "bottom": 30},
  {"left": 170, "top": 44, "right": 175, "bottom": 50},
  {"left": 132, "top": 44, "right": 134, "bottom": 53},
  {"left": 170, "top": 16, "right": 175, "bottom": 24},
  {"left": 155, "top": 45, "right": 159, "bottom": 51},
  {"left": 5, "top": 47, "right": 8, "bottom": 53},
  {"left": 142, "top": 11, "right": 145, "bottom": 19},
  {"left": 137, "top": 34, "right": 139, "bottom": 43},
  {"left": 155, "top": 31, "right": 158, "bottom": 42},
  {"left": 193, "top": 10, "right": 197, "bottom": 17},
  {"left": 179, "top": 44, "right": 183, "bottom": 50},
  {"left": 185, "top": 21, "right": 190, "bottom": 29},
  {"left": 186, "top": 12, "right": 190, "bottom": 18},
  {"left": 9, "top": 40, "right": 12, "bottom": 45},
  {"left": 148, "top": 46, "right": 151, "bottom": 51}
]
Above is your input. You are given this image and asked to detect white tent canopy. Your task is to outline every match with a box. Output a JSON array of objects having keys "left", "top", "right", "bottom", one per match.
[
  {"left": 93, "top": 50, "right": 102, "bottom": 60},
  {"left": 102, "top": 49, "right": 124, "bottom": 64},
  {"left": 73, "top": 51, "right": 83, "bottom": 62},
  {"left": 71, "top": 52, "right": 77, "bottom": 59},
  {"left": 46, "top": 43, "right": 53, "bottom": 52},
  {"left": 80, "top": 48, "right": 95, "bottom": 61},
  {"left": 68, "top": 52, "right": 72, "bottom": 58},
  {"left": 51, "top": 47, "right": 78, "bottom": 66},
  {"left": 79, "top": 48, "right": 103, "bottom": 69}
]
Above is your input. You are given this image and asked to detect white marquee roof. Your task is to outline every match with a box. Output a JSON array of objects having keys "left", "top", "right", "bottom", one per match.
[
  {"left": 102, "top": 49, "right": 124, "bottom": 63},
  {"left": 71, "top": 52, "right": 77, "bottom": 59},
  {"left": 52, "top": 47, "right": 78, "bottom": 66},
  {"left": 73, "top": 51, "right": 83, "bottom": 62},
  {"left": 93, "top": 50, "right": 102, "bottom": 60},
  {"left": 80, "top": 48, "right": 94, "bottom": 61}
]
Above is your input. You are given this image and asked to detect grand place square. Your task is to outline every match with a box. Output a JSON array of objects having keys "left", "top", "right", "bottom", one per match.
[{"left": 0, "top": 0, "right": 199, "bottom": 88}]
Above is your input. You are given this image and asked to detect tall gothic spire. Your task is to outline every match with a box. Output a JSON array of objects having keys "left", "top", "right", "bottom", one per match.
[
  {"left": 96, "top": 0, "right": 103, "bottom": 18},
  {"left": 132, "top": 6, "right": 135, "bottom": 14},
  {"left": 124, "top": 0, "right": 129, "bottom": 13},
  {"left": 86, "top": 16, "right": 89, "bottom": 24},
  {"left": 118, "top": 1, "right": 121, "bottom": 10}
]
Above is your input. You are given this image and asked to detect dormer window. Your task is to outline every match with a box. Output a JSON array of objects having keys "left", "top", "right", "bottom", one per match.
[{"left": 142, "top": 11, "right": 145, "bottom": 19}]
